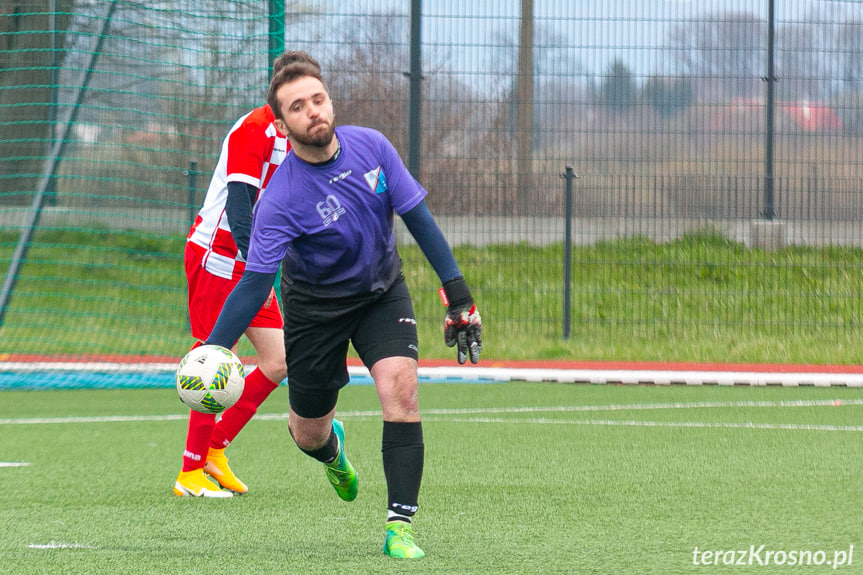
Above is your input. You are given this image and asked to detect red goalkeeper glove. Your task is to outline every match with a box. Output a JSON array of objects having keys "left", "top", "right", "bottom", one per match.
[{"left": 440, "top": 277, "right": 482, "bottom": 365}]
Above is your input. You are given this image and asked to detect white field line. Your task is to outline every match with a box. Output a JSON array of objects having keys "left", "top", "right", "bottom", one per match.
[
  {"left": 414, "top": 367, "right": 863, "bottom": 387},
  {"left": 27, "top": 541, "right": 100, "bottom": 549},
  {"left": 1, "top": 398, "right": 861, "bottom": 428},
  {"left": 412, "top": 398, "right": 863, "bottom": 414},
  {"left": 425, "top": 417, "right": 863, "bottom": 432}
]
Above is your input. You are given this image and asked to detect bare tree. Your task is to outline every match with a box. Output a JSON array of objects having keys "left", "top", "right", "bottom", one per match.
[
  {"left": 326, "top": 14, "right": 521, "bottom": 215},
  {"left": 776, "top": 23, "right": 823, "bottom": 101},
  {"left": 600, "top": 60, "right": 638, "bottom": 113},
  {"left": 32, "top": 0, "right": 316, "bottom": 208},
  {"left": 668, "top": 12, "right": 764, "bottom": 103},
  {"left": 327, "top": 14, "right": 410, "bottom": 152}
]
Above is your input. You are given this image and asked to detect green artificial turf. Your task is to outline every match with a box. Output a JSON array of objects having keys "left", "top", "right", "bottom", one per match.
[{"left": 1, "top": 382, "right": 861, "bottom": 574}]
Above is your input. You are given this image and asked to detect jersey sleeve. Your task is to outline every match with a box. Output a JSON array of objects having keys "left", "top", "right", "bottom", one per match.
[
  {"left": 377, "top": 133, "right": 427, "bottom": 215},
  {"left": 244, "top": 167, "right": 298, "bottom": 274},
  {"left": 206, "top": 270, "right": 276, "bottom": 348},
  {"left": 401, "top": 200, "right": 461, "bottom": 283},
  {"left": 225, "top": 118, "right": 271, "bottom": 188}
]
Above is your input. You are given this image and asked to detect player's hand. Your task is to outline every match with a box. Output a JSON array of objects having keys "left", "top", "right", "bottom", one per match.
[
  {"left": 265, "top": 288, "right": 275, "bottom": 308},
  {"left": 441, "top": 277, "right": 482, "bottom": 365}
]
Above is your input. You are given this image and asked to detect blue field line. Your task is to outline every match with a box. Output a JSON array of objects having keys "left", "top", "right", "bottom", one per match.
[{"left": 0, "top": 369, "right": 501, "bottom": 390}]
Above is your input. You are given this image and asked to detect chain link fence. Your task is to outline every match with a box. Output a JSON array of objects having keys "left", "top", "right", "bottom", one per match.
[{"left": 2, "top": 0, "right": 863, "bottom": 364}]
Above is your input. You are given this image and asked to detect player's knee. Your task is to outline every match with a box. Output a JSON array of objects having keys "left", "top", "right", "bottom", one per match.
[
  {"left": 380, "top": 378, "right": 420, "bottom": 420},
  {"left": 389, "top": 396, "right": 420, "bottom": 420},
  {"left": 288, "top": 419, "right": 331, "bottom": 451},
  {"left": 258, "top": 356, "right": 287, "bottom": 383}
]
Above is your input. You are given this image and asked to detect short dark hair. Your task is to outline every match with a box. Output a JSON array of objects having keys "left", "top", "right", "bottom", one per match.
[
  {"left": 271, "top": 50, "right": 321, "bottom": 76},
  {"left": 267, "top": 61, "right": 327, "bottom": 121}
]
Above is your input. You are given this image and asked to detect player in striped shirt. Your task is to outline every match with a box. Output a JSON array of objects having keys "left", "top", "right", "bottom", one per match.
[{"left": 174, "top": 52, "right": 321, "bottom": 499}]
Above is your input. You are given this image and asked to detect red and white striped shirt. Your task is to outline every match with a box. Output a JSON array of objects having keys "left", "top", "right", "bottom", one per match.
[{"left": 187, "top": 105, "right": 288, "bottom": 280}]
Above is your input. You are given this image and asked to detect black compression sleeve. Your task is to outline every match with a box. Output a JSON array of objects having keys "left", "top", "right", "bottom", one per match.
[
  {"left": 206, "top": 270, "right": 276, "bottom": 348},
  {"left": 400, "top": 200, "right": 461, "bottom": 283},
  {"left": 225, "top": 181, "right": 258, "bottom": 260}
]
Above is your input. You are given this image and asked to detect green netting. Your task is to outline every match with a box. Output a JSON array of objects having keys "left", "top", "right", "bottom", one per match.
[
  {"left": 1, "top": 0, "right": 275, "bottom": 360},
  {"left": 2, "top": 1, "right": 863, "bottom": 372}
]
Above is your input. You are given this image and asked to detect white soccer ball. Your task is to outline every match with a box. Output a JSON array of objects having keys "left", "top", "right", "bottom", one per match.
[{"left": 176, "top": 345, "right": 245, "bottom": 414}]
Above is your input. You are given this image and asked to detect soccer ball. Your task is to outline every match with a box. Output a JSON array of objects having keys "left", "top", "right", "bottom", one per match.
[{"left": 176, "top": 345, "right": 245, "bottom": 414}]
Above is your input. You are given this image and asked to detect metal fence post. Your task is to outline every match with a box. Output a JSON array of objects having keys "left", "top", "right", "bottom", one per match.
[
  {"left": 268, "top": 0, "right": 285, "bottom": 67},
  {"left": 763, "top": 0, "right": 776, "bottom": 221},
  {"left": 407, "top": 0, "right": 422, "bottom": 178},
  {"left": 186, "top": 161, "right": 198, "bottom": 228},
  {"left": 561, "top": 166, "right": 579, "bottom": 339}
]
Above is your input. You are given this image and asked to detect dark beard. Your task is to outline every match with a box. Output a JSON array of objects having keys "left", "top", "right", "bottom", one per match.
[{"left": 289, "top": 122, "right": 334, "bottom": 148}]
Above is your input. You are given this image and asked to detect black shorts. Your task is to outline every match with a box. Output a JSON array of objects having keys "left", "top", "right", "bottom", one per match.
[{"left": 283, "top": 275, "right": 419, "bottom": 418}]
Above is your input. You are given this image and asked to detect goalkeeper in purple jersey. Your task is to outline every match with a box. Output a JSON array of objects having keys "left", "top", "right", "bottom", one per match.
[{"left": 204, "top": 53, "right": 482, "bottom": 559}]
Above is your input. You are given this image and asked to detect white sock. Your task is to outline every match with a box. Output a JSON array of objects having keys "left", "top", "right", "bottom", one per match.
[{"left": 387, "top": 511, "right": 411, "bottom": 524}]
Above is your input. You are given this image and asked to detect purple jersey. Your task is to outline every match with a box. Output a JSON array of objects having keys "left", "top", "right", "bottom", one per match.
[{"left": 246, "top": 126, "right": 427, "bottom": 297}]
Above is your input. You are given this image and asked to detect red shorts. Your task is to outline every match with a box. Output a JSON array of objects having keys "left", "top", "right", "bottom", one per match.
[{"left": 184, "top": 242, "right": 283, "bottom": 342}]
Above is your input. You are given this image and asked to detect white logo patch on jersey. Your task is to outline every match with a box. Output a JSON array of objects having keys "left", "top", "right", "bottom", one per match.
[
  {"left": 329, "top": 170, "right": 352, "bottom": 185},
  {"left": 317, "top": 194, "right": 346, "bottom": 227},
  {"left": 364, "top": 166, "right": 383, "bottom": 193}
]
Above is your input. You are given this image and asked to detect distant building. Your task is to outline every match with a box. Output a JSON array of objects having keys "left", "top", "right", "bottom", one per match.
[
  {"left": 779, "top": 101, "right": 843, "bottom": 133},
  {"left": 709, "top": 99, "right": 843, "bottom": 133}
]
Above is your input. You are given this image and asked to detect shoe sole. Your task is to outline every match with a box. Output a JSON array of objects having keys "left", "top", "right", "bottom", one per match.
[
  {"left": 383, "top": 545, "right": 425, "bottom": 559},
  {"left": 173, "top": 482, "right": 233, "bottom": 498},
  {"left": 384, "top": 550, "right": 425, "bottom": 559},
  {"left": 205, "top": 477, "right": 247, "bottom": 495}
]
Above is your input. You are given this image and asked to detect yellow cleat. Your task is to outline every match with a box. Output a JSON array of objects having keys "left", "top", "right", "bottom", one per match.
[
  {"left": 174, "top": 468, "right": 233, "bottom": 498},
  {"left": 203, "top": 447, "right": 248, "bottom": 494}
]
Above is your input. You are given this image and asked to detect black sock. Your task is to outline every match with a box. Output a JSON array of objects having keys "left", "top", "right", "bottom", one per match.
[
  {"left": 298, "top": 426, "right": 339, "bottom": 463},
  {"left": 382, "top": 421, "right": 424, "bottom": 519}
]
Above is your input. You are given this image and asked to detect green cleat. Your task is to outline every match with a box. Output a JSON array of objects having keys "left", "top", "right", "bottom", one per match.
[
  {"left": 326, "top": 419, "right": 358, "bottom": 501},
  {"left": 383, "top": 521, "right": 425, "bottom": 559}
]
